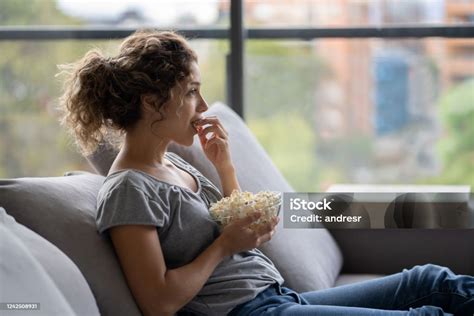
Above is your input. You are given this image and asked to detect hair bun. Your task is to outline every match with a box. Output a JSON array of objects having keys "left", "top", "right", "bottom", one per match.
[{"left": 58, "top": 30, "right": 197, "bottom": 156}]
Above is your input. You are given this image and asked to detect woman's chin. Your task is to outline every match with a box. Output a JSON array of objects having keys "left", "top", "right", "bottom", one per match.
[
  {"left": 186, "top": 138, "right": 195, "bottom": 147},
  {"left": 175, "top": 136, "right": 195, "bottom": 147}
]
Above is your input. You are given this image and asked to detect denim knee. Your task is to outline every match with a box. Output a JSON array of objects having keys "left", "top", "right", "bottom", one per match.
[
  {"left": 412, "top": 263, "right": 450, "bottom": 274},
  {"left": 409, "top": 264, "right": 452, "bottom": 284},
  {"left": 413, "top": 263, "right": 474, "bottom": 316},
  {"left": 408, "top": 305, "right": 452, "bottom": 316},
  {"left": 399, "top": 264, "right": 449, "bottom": 299}
]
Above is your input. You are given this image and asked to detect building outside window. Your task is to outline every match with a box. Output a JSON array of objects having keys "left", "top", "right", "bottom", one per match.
[{"left": 1, "top": 0, "right": 473, "bottom": 192}]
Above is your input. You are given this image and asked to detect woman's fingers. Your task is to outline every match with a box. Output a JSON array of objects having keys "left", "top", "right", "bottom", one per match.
[
  {"left": 198, "top": 116, "right": 223, "bottom": 127},
  {"left": 257, "top": 230, "right": 274, "bottom": 245},
  {"left": 256, "top": 217, "right": 279, "bottom": 241},
  {"left": 204, "top": 135, "right": 226, "bottom": 150},
  {"left": 258, "top": 217, "right": 278, "bottom": 231},
  {"left": 196, "top": 117, "right": 229, "bottom": 153},
  {"left": 198, "top": 130, "right": 207, "bottom": 147},
  {"left": 199, "top": 124, "right": 227, "bottom": 140},
  {"left": 254, "top": 219, "right": 275, "bottom": 236},
  {"left": 196, "top": 116, "right": 228, "bottom": 138},
  {"left": 272, "top": 216, "right": 280, "bottom": 228},
  {"left": 235, "top": 212, "right": 262, "bottom": 227}
]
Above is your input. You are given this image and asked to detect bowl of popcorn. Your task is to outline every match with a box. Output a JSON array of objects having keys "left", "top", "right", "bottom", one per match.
[{"left": 209, "top": 190, "right": 282, "bottom": 230}]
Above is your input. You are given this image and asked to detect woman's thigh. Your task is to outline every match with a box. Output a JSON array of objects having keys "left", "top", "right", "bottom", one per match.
[
  {"left": 234, "top": 264, "right": 473, "bottom": 316},
  {"left": 261, "top": 303, "right": 449, "bottom": 316},
  {"left": 298, "top": 264, "right": 473, "bottom": 314}
]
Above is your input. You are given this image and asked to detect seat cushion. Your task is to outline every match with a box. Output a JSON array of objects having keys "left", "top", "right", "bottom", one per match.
[
  {"left": 334, "top": 273, "right": 385, "bottom": 287},
  {"left": 86, "top": 102, "right": 343, "bottom": 292},
  {"left": 0, "top": 175, "right": 142, "bottom": 316},
  {"left": 0, "top": 207, "right": 99, "bottom": 316}
]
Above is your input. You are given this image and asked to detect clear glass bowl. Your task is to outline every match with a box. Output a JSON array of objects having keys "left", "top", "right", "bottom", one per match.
[{"left": 211, "top": 192, "right": 282, "bottom": 226}]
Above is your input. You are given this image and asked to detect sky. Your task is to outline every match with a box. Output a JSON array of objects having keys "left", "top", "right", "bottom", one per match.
[{"left": 56, "top": 0, "right": 221, "bottom": 25}]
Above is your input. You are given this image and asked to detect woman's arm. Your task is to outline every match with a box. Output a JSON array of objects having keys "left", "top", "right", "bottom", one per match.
[
  {"left": 109, "top": 225, "right": 228, "bottom": 316},
  {"left": 109, "top": 213, "right": 270, "bottom": 316},
  {"left": 196, "top": 116, "right": 240, "bottom": 197},
  {"left": 216, "top": 164, "right": 241, "bottom": 197}
]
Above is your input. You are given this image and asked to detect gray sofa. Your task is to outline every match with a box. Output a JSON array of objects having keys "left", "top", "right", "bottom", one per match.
[{"left": 0, "top": 102, "right": 473, "bottom": 316}]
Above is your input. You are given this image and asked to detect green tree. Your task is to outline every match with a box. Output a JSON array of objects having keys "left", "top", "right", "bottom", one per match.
[
  {"left": 248, "top": 113, "right": 320, "bottom": 191},
  {"left": 435, "top": 79, "right": 474, "bottom": 187},
  {"left": 243, "top": 40, "right": 328, "bottom": 190},
  {"left": 245, "top": 40, "right": 326, "bottom": 121},
  {"left": 196, "top": 40, "right": 228, "bottom": 107},
  {"left": 0, "top": 0, "right": 80, "bottom": 25},
  {"left": 0, "top": 0, "right": 88, "bottom": 177}
]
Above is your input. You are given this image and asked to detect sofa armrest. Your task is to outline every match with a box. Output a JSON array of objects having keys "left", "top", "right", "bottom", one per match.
[{"left": 330, "top": 228, "right": 474, "bottom": 275}]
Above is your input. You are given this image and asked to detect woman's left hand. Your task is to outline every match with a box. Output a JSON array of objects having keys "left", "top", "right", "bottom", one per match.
[{"left": 195, "top": 116, "right": 233, "bottom": 170}]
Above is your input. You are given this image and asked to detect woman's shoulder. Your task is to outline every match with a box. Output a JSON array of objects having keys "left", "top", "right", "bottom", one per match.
[
  {"left": 96, "top": 169, "right": 173, "bottom": 234},
  {"left": 165, "top": 151, "right": 204, "bottom": 180},
  {"left": 164, "top": 151, "right": 191, "bottom": 168},
  {"left": 104, "top": 168, "right": 149, "bottom": 187},
  {"left": 99, "top": 169, "right": 174, "bottom": 201}
]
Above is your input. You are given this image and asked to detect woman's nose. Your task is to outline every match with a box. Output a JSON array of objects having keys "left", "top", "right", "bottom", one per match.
[{"left": 197, "top": 97, "right": 208, "bottom": 113}]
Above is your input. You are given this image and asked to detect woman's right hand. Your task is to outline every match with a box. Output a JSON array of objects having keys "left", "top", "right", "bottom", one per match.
[{"left": 216, "top": 213, "right": 280, "bottom": 256}]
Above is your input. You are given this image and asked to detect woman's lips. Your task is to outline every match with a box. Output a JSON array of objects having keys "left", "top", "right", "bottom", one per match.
[{"left": 191, "top": 118, "right": 204, "bottom": 133}]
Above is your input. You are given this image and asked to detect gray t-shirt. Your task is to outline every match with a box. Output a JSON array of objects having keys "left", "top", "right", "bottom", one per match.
[{"left": 96, "top": 152, "right": 284, "bottom": 315}]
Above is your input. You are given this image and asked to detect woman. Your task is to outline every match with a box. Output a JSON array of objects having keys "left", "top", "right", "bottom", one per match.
[{"left": 59, "top": 29, "right": 473, "bottom": 316}]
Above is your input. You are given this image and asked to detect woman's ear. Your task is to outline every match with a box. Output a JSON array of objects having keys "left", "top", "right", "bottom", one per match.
[{"left": 141, "top": 94, "right": 163, "bottom": 119}]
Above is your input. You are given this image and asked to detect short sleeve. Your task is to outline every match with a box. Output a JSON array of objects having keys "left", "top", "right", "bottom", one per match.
[{"left": 96, "top": 177, "right": 170, "bottom": 235}]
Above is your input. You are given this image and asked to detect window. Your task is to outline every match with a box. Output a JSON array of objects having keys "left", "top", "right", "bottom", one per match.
[
  {"left": 1, "top": 0, "right": 472, "bottom": 192},
  {"left": 245, "top": 38, "right": 474, "bottom": 191}
]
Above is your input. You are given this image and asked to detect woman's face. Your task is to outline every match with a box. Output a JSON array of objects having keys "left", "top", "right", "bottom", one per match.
[{"left": 152, "top": 61, "right": 209, "bottom": 146}]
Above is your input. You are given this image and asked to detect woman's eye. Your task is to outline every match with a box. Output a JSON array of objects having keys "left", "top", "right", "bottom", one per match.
[{"left": 188, "top": 89, "right": 197, "bottom": 96}]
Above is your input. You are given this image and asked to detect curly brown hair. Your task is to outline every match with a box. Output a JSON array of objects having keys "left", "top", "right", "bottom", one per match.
[{"left": 57, "top": 29, "right": 198, "bottom": 156}]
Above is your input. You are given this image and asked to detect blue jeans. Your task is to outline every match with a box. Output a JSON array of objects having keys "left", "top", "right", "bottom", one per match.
[{"left": 229, "top": 264, "right": 474, "bottom": 316}]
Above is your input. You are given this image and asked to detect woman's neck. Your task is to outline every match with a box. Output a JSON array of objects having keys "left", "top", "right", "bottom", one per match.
[{"left": 121, "top": 127, "right": 170, "bottom": 167}]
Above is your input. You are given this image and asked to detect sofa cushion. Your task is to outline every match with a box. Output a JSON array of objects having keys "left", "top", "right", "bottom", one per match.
[
  {"left": 0, "top": 207, "right": 99, "bottom": 316},
  {"left": 0, "top": 225, "right": 77, "bottom": 316},
  {"left": 86, "top": 102, "right": 343, "bottom": 292},
  {"left": 0, "top": 175, "right": 142, "bottom": 316},
  {"left": 334, "top": 274, "right": 385, "bottom": 287},
  {"left": 260, "top": 225, "right": 343, "bottom": 291}
]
